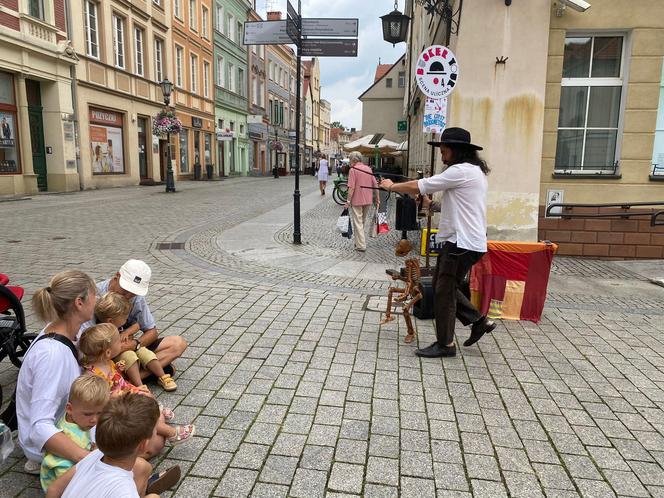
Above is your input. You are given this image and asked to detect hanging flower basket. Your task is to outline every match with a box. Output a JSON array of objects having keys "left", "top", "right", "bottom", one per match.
[
  {"left": 270, "top": 141, "right": 284, "bottom": 151},
  {"left": 152, "top": 110, "right": 183, "bottom": 137}
]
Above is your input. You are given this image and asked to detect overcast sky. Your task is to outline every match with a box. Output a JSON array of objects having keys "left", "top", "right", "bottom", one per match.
[{"left": 257, "top": 0, "right": 407, "bottom": 130}]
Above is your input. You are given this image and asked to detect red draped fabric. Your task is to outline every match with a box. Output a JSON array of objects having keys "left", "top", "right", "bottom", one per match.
[{"left": 470, "top": 241, "right": 557, "bottom": 323}]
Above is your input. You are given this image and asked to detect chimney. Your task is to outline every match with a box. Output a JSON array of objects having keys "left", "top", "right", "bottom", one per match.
[{"left": 267, "top": 11, "right": 282, "bottom": 20}]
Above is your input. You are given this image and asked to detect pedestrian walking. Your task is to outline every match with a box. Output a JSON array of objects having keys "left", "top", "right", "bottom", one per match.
[
  {"left": 379, "top": 127, "right": 496, "bottom": 358},
  {"left": 345, "top": 151, "right": 379, "bottom": 252},
  {"left": 318, "top": 155, "right": 329, "bottom": 195}
]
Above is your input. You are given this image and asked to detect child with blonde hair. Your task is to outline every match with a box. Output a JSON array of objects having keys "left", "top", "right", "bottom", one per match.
[
  {"left": 78, "top": 324, "right": 194, "bottom": 447},
  {"left": 40, "top": 375, "right": 109, "bottom": 492},
  {"left": 95, "top": 292, "right": 176, "bottom": 392}
]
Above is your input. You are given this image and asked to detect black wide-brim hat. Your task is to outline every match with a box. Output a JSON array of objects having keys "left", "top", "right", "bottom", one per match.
[{"left": 428, "top": 127, "right": 483, "bottom": 151}]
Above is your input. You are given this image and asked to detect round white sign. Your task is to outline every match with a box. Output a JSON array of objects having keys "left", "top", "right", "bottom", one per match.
[{"left": 415, "top": 45, "right": 460, "bottom": 99}]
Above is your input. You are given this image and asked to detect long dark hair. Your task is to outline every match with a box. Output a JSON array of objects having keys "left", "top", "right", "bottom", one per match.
[{"left": 448, "top": 145, "right": 490, "bottom": 175}]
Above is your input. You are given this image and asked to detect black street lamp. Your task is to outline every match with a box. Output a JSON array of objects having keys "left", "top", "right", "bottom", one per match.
[
  {"left": 380, "top": 1, "right": 410, "bottom": 46},
  {"left": 159, "top": 78, "right": 176, "bottom": 193}
]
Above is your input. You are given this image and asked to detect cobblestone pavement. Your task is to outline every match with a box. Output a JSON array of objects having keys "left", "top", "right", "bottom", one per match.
[{"left": 1, "top": 177, "right": 664, "bottom": 497}]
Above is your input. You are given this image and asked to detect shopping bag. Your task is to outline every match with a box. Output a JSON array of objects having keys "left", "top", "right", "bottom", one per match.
[
  {"left": 376, "top": 211, "right": 390, "bottom": 234},
  {"left": 336, "top": 208, "right": 350, "bottom": 234},
  {"left": 342, "top": 218, "right": 353, "bottom": 239}
]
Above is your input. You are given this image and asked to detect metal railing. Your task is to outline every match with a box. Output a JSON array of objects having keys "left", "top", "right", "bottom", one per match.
[{"left": 545, "top": 201, "right": 664, "bottom": 226}]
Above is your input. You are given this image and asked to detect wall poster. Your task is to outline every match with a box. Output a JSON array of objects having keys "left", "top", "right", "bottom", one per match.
[{"left": 89, "top": 108, "right": 125, "bottom": 174}]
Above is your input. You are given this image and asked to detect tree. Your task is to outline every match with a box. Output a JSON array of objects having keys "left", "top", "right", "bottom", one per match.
[{"left": 331, "top": 121, "right": 345, "bottom": 129}]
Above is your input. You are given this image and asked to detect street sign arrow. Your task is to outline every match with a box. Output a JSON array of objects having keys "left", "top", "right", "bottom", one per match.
[
  {"left": 301, "top": 18, "right": 359, "bottom": 37},
  {"left": 300, "top": 38, "right": 358, "bottom": 57},
  {"left": 286, "top": 18, "right": 300, "bottom": 46},
  {"left": 287, "top": 0, "right": 301, "bottom": 28},
  {"left": 243, "top": 20, "right": 291, "bottom": 45}
]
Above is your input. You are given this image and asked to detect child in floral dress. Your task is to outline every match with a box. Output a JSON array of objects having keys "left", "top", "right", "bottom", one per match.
[{"left": 78, "top": 323, "right": 194, "bottom": 446}]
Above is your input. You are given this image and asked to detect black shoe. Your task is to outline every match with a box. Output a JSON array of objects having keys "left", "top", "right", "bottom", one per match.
[
  {"left": 463, "top": 317, "right": 496, "bottom": 347},
  {"left": 415, "top": 342, "right": 456, "bottom": 358}
]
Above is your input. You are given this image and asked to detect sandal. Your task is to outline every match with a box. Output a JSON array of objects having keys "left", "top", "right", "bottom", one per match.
[
  {"left": 166, "top": 424, "right": 195, "bottom": 446},
  {"left": 146, "top": 465, "right": 181, "bottom": 495},
  {"left": 158, "top": 374, "right": 177, "bottom": 392},
  {"left": 158, "top": 403, "right": 175, "bottom": 421}
]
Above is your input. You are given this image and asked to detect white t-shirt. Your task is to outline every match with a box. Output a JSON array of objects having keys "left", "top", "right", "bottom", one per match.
[
  {"left": 17, "top": 328, "right": 82, "bottom": 461},
  {"left": 62, "top": 450, "right": 139, "bottom": 498},
  {"left": 418, "top": 162, "right": 488, "bottom": 253}
]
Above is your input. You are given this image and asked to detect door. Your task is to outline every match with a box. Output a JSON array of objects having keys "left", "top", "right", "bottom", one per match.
[
  {"left": 28, "top": 107, "right": 47, "bottom": 191},
  {"left": 218, "top": 141, "right": 225, "bottom": 177},
  {"left": 137, "top": 117, "right": 148, "bottom": 179}
]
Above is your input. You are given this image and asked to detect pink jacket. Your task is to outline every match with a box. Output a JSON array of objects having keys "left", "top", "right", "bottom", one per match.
[{"left": 347, "top": 163, "right": 377, "bottom": 206}]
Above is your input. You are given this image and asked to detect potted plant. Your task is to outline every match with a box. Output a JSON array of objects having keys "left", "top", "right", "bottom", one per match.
[{"left": 152, "top": 110, "right": 183, "bottom": 137}]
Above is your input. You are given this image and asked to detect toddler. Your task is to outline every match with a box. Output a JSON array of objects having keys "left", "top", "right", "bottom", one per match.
[
  {"left": 46, "top": 393, "right": 182, "bottom": 498},
  {"left": 40, "top": 375, "right": 109, "bottom": 492},
  {"left": 78, "top": 324, "right": 194, "bottom": 446},
  {"left": 95, "top": 292, "right": 176, "bottom": 392}
]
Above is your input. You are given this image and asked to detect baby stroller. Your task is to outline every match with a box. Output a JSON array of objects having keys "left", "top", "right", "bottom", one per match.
[{"left": 0, "top": 274, "right": 35, "bottom": 405}]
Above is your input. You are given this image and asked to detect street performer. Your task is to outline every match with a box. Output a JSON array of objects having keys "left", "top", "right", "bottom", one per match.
[{"left": 379, "top": 127, "right": 496, "bottom": 358}]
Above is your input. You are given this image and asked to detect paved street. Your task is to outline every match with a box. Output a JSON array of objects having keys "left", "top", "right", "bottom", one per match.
[{"left": 1, "top": 176, "right": 664, "bottom": 497}]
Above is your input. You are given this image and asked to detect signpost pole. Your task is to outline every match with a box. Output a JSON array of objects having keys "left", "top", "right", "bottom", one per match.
[{"left": 293, "top": 0, "right": 302, "bottom": 245}]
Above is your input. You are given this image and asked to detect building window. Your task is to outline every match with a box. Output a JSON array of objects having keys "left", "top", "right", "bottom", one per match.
[
  {"left": 174, "top": 0, "right": 182, "bottom": 19},
  {"left": 189, "top": 0, "right": 197, "bottom": 30},
  {"left": 216, "top": 55, "right": 224, "bottom": 87},
  {"left": 190, "top": 54, "right": 198, "bottom": 94},
  {"left": 90, "top": 108, "right": 125, "bottom": 175},
  {"left": 134, "top": 27, "right": 144, "bottom": 76},
  {"left": 653, "top": 59, "right": 664, "bottom": 175},
  {"left": 227, "top": 63, "right": 235, "bottom": 92},
  {"left": 112, "top": 15, "right": 125, "bottom": 69},
  {"left": 202, "top": 6, "right": 209, "bottom": 39},
  {"left": 154, "top": 38, "right": 164, "bottom": 82},
  {"left": 84, "top": 1, "right": 99, "bottom": 59},
  {"left": 386, "top": 78, "right": 393, "bottom": 88},
  {"left": 0, "top": 72, "right": 21, "bottom": 174},
  {"left": 29, "top": 0, "right": 44, "bottom": 19},
  {"left": 203, "top": 61, "right": 210, "bottom": 98},
  {"left": 236, "top": 21, "right": 242, "bottom": 45},
  {"left": 215, "top": 4, "right": 223, "bottom": 33},
  {"left": 252, "top": 76, "right": 258, "bottom": 105},
  {"left": 175, "top": 46, "right": 184, "bottom": 87},
  {"left": 556, "top": 35, "right": 626, "bottom": 173},
  {"left": 179, "top": 129, "right": 189, "bottom": 173},
  {"left": 398, "top": 71, "right": 406, "bottom": 88},
  {"left": 227, "top": 14, "right": 234, "bottom": 41},
  {"left": 153, "top": 0, "right": 162, "bottom": 6},
  {"left": 238, "top": 68, "right": 245, "bottom": 97}
]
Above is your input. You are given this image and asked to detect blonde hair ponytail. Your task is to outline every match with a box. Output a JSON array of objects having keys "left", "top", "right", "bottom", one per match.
[{"left": 32, "top": 270, "right": 96, "bottom": 323}]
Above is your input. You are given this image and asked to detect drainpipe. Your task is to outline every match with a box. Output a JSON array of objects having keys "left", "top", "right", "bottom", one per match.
[
  {"left": 404, "top": 0, "right": 415, "bottom": 178},
  {"left": 64, "top": 0, "right": 83, "bottom": 190}
]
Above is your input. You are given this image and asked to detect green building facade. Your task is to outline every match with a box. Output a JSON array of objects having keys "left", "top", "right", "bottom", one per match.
[{"left": 213, "top": 0, "right": 250, "bottom": 175}]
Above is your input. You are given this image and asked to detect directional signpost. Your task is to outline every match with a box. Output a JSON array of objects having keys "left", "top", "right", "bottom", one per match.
[{"left": 243, "top": 1, "right": 359, "bottom": 245}]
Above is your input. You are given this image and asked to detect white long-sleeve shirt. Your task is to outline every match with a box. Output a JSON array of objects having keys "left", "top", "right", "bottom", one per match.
[
  {"left": 418, "top": 162, "right": 488, "bottom": 253},
  {"left": 16, "top": 329, "right": 81, "bottom": 461}
]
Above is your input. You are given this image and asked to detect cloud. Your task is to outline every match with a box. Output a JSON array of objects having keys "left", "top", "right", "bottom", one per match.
[{"left": 257, "top": 0, "right": 407, "bottom": 129}]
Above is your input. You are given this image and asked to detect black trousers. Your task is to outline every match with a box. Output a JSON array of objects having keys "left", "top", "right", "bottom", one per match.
[{"left": 432, "top": 242, "right": 484, "bottom": 346}]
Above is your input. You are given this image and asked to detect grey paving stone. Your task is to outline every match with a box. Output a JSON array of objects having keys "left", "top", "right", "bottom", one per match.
[
  {"left": 214, "top": 468, "right": 259, "bottom": 497},
  {"left": 465, "top": 454, "right": 501, "bottom": 481},
  {"left": 400, "top": 476, "right": 436, "bottom": 498},
  {"left": 503, "top": 471, "right": 544, "bottom": 497},
  {"left": 432, "top": 462, "right": 469, "bottom": 491},
  {"left": 495, "top": 447, "right": 533, "bottom": 473},
  {"left": 401, "top": 449, "right": 434, "bottom": 478},
  {"left": 369, "top": 434, "right": 400, "bottom": 458},
  {"left": 328, "top": 462, "right": 365, "bottom": 494},
  {"left": 175, "top": 476, "right": 219, "bottom": 497},
  {"left": 299, "top": 444, "right": 334, "bottom": 471},
  {"left": 230, "top": 443, "right": 270, "bottom": 470},
  {"left": 306, "top": 423, "right": 340, "bottom": 446},
  {"left": 250, "top": 483, "right": 289, "bottom": 498},
  {"left": 271, "top": 433, "right": 307, "bottom": 457},
  {"left": 189, "top": 450, "right": 233, "bottom": 478},
  {"left": 470, "top": 479, "right": 509, "bottom": 498},
  {"left": 366, "top": 456, "right": 399, "bottom": 486},
  {"left": 532, "top": 463, "right": 575, "bottom": 491},
  {"left": 245, "top": 422, "right": 280, "bottom": 445},
  {"left": 575, "top": 479, "right": 617, "bottom": 498},
  {"left": 335, "top": 438, "right": 368, "bottom": 464},
  {"left": 603, "top": 469, "right": 650, "bottom": 496},
  {"left": 363, "top": 484, "right": 399, "bottom": 498},
  {"left": 258, "top": 455, "right": 298, "bottom": 485},
  {"left": 587, "top": 446, "right": 630, "bottom": 471}
]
